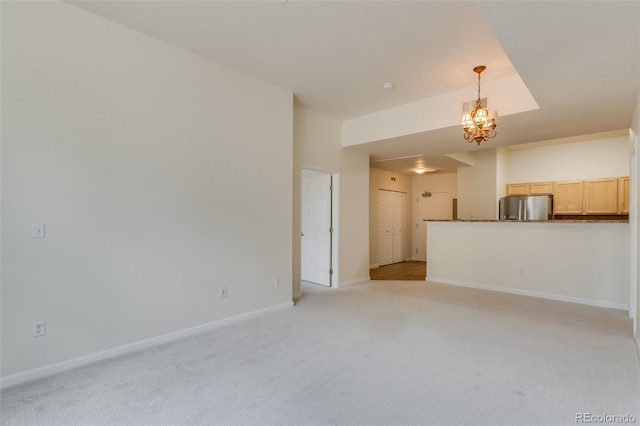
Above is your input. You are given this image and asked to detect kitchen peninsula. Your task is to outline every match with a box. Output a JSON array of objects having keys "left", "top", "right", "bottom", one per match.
[{"left": 426, "top": 220, "right": 630, "bottom": 310}]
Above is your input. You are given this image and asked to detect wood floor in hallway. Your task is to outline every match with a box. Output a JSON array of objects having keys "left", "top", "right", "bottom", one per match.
[{"left": 369, "top": 261, "right": 426, "bottom": 280}]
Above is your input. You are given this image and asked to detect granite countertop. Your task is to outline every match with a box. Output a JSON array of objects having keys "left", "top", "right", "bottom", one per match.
[{"left": 426, "top": 219, "right": 629, "bottom": 223}]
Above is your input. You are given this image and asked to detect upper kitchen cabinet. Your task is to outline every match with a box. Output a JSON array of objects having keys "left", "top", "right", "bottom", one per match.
[
  {"left": 506, "top": 181, "right": 553, "bottom": 196},
  {"left": 618, "top": 177, "right": 630, "bottom": 214},
  {"left": 584, "top": 178, "right": 618, "bottom": 214},
  {"left": 554, "top": 181, "right": 583, "bottom": 214},
  {"left": 530, "top": 182, "right": 553, "bottom": 195},
  {"left": 505, "top": 183, "right": 530, "bottom": 196}
]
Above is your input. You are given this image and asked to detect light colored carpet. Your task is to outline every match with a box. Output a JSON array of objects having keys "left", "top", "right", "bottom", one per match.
[{"left": 2, "top": 280, "right": 639, "bottom": 425}]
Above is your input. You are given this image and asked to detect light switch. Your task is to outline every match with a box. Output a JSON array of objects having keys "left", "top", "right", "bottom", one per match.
[{"left": 32, "top": 223, "right": 45, "bottom": 238}]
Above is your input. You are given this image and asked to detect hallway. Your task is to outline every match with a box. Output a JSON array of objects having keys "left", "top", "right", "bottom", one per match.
[{"left": 369, "top": 261, "right": 426, "bottom": 280}]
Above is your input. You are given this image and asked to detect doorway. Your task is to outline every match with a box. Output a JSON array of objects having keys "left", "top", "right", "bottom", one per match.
[
  {"left": 415, "top": 191, "right": 451, "bottom": 261},
  {"left": 301, "top": 168, "right": 337, "bottom": 287}
]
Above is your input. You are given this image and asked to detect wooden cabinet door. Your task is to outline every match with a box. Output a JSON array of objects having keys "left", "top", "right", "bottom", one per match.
[
  {"left": 618, "top": 177, "right": 630, "bottom": 214},
  {"left": 554, "top": 181, "right": 583, "bottom": 214},
  {"left": 506, "top": 183, "right": 530, "bottom": 196},
  {"left": 584, "top": 178, "right": 618, "bottom": 214},
  {"left": 530, "top": 182, "right": 553, "bottom": 195}
]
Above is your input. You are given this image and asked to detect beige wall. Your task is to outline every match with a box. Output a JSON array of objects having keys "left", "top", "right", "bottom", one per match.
[
  {"left": 457, "top": 149, "right": 499, "bottom": 220},
  {"left": 496, "top": 148, "right": 508, "bottom": 207},
  {"left": 1, "top": 1, "right": 293, "bottom": 379},
  {"left": 413, "top": 172, "right": 458, "bottom": 200},
  {"left": 369, "top": 168, "right": 413, "bottom": 267},
  {"left": 293, "top": 106, "right": 370, "bottom": 294},
  {"left": 428, "top": 221, "right": 630, "bottom": 308},
  {"left": 632, "top": 89, "right": 640, "bottom": 344},
  {"left": 505, "top": 132, "right": 630, "bottom": 185},
  {"left": 412, "top": 172, "right": 457, "bottom": 256}
]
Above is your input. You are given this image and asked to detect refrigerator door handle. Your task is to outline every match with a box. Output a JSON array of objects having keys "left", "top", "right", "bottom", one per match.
[{"left": 518, "top": 199, "right": 523, "bottom": 221}]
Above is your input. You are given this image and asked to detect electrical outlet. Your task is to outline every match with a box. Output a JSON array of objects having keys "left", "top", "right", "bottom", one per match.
[
  {"left": 33, "top": 320, "right": 46, "bottom": 337},
  {"left": 219, "top": 286, "right": 228, "bottom": 298},
  {"left": 275, "top": 277, "right": 281, "bottom": 287}
]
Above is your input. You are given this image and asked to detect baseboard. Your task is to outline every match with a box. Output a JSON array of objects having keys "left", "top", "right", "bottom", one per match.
[
  {"left": 369, "top": 264, "right": 380, "bottom": 269},
  {"left": 293, "top": 291, "right": 302, "bottom": 299},
  {"left": 0, "top": 301, "right": 294, "bottom": 389},
  {"left": 427, "top": 277, "right": 628, "bottom": 311},
  {"left": 339, "top": 276, "right": 370, "bottom": 288}
]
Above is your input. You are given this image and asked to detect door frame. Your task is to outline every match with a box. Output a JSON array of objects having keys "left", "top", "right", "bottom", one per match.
[
  {"left": 299, "top": 165, "right": 340, "bottom": 291},
  {"left": 629, "top": 130, "right": 637, "bottom": 333}
]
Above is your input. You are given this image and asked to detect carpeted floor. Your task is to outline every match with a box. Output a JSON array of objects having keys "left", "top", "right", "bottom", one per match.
[
  {"left": 370, "top": 261, "right": 426, "bottom": 280},
  {"left": 2, "top": 280, "right": 639, "bottom": 425}
]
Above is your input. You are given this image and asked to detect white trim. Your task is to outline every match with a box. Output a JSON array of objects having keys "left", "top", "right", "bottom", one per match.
[
  {"left": 293, "top": 292, "right": 302, "bottom": 299},
  {"left": 339, "top": 277, "right": 370, "bottom": 288},
  {"left": 0, "top": 302, "right": 294, "bottom": 389},
  {"left": 629, "top": 129, "right": 638, "bottom": 333},
  {"left": 635, "top": 333, "right": 640, "bottom": 360},
  {"left": 427, "top": 277, "right": 628, "bottom": 311},
  {"left": 369, "top": 264, "right": 380, "bottom": 269},
  {"left": 331, "top": 173, "right": 340, "bottom": 288}
]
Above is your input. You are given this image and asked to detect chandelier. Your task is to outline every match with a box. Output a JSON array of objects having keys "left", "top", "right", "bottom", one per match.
[{"left": 461, "top": 65, "right": 497, "bottom": 145}]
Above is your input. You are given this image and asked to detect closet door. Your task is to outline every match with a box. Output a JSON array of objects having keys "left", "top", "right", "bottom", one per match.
[
  {"left": 392, "top": 192, "right": 406, "bottom": 263},
  {"left": 378, "top": 190, "right": 393, "bottom": 266}
]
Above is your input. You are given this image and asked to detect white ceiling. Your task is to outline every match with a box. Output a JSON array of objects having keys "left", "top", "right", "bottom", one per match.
[{"left": 69, "top": 0, "right": 640, "bottom": 175}]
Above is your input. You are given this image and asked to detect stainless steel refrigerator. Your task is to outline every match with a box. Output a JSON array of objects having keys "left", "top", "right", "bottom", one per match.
[{"left": 499, "top": 195, "right": 553, "bottom": 221}]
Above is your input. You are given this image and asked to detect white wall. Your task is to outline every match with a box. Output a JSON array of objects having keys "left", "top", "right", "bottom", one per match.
[
  {"left": 1, "top": 2, "right": 293, "bottom": 379},
  {"left": 369, "top": 168, "right": 413, "bottom": 267},
  {"left": 293, "top": 106, "right": 370, "bottom": 292},
  {"left": 428, "top": 221, "right": 630, "bottom": 309},
  {"left": 505, "top": 134, "right": 630, "bottom": 184},
  {"left": 457, "top": 149, "right": 499, "bottom": 220}
]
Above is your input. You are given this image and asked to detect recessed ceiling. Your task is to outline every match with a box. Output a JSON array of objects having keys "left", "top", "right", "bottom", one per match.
[
  {"left": 68, "top": 0, "right": 517, "bottom": 120},
  {"left": 68, "top": 0, "right": 640, "bottom": 175}
]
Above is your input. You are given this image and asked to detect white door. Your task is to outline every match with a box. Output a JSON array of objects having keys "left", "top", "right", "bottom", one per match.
[
  {"left": 392, "top": 192, "right": 406, "bottom": 263},
  {"left": 379, "top": 190, "right": 406, "bottom": 266},
  {"left": 416, "top": 192, "right": 450, "bottom": 261},
  {"left": 378, "top": 190, "right": 394, "bottom": 266},
  {"left": 301, "top": 172, "right": 332, "bottom": 286}
]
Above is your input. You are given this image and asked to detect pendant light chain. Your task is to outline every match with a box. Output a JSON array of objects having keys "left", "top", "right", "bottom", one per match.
[{"left": 476, "top": 72, "right": 482, "bottom": 107}]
